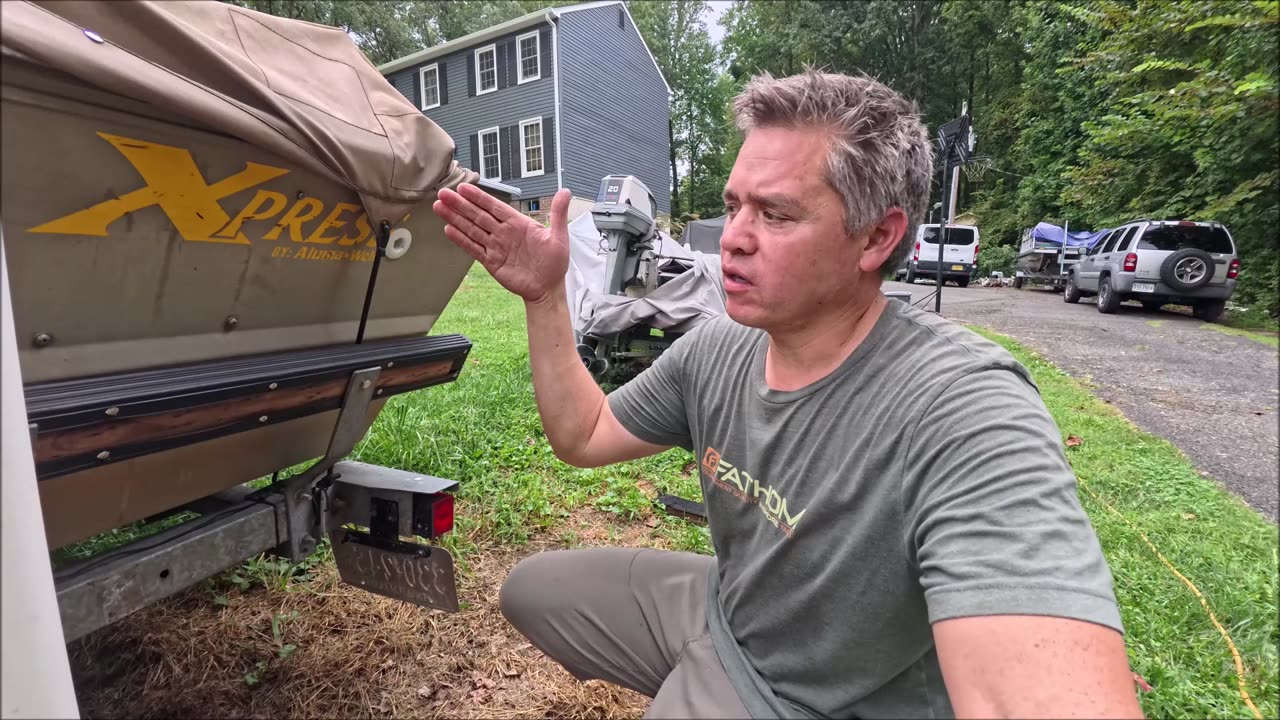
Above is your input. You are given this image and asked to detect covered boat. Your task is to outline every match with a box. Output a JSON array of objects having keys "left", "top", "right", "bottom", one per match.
[
  {"left": 3, "top": 0, "right": 505, "bottom": 644},
  {"left": 1015, "top": 222, "right": 1110, "bottom": 290}
]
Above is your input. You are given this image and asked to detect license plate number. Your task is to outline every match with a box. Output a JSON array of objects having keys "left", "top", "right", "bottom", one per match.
[
  {"left": 950, "top": 264, "right": 965, "bottom": 271},
  {"left": 330, "top": 528, "right": 459, "bottom": 612},
  {"left": 1132, "top": 282, "right": 1156, "bottom": 293}
]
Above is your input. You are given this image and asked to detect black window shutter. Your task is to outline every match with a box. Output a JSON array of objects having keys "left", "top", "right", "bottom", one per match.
[
  {"left": 470, "top": 134, "right": 479, "bottom": 175},
  {"left": 540, "top": 27, "right": 552, "bottom": 80},
  {"left": 410, "top": 70, "right": 421, "bottom": 109},
  {"left": 499, "top": 126, "right": 511, "bottom": 180},
  {"left": 542, "top": 115, "right": 556, "bottom": 173},
  {"left": 438, "top": 60, "right": 449, "bottom": 105},
  {"left": 496, "top": 44, "right": 508, "bottom": 90},
  {"left": 509, "top": 124, "right": 522, "bottom": 178},
  {"left": 466, "top": 53, "right": 476, "bottom": 97}
]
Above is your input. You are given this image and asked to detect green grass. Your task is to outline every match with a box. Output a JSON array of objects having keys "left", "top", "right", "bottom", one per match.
[
  {"left": 1203, "top": 322, "right": 1279, "bottom": 348},
  {"left": 368, "top": 269, "right": 1277, "bottom": 716},
  {"left": 347, "top": 267, "right": 705, "bottom": 568},
  {"left": 1223, "top": 306, "right": 1280, "bottom": 334},
  {"left": 57, "top": 266, "right": 1276, "bottom": 717},
  {"left": 969, "top": 326, "right": 1278, "bottom": 720}
]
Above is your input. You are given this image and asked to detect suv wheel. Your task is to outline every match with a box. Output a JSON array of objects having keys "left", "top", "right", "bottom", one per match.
[
  {"left": 1097, "top": 275, "right": 1121, "bottom": 314},
  {"left": 905, "top": 266, "right": 916, "bottom": 284},
  {"left": 1063, "top": 273, "right": 1082, "bottom": 304},
  {"left": 1192, "top": 300, "right": 1226, "bottom": 323},
  {"left": 1160, "top": 248, "right": 1216, "bottom": 291}
]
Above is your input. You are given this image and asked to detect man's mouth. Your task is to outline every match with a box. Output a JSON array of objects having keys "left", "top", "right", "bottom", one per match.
[{"left": 723, "top": 268, "right": 752, "bottom": 293}]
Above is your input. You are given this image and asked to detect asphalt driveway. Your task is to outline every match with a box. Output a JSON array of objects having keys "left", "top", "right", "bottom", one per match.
[{"left": 885, "top": 280, "right": 1279, "bottom": 522}]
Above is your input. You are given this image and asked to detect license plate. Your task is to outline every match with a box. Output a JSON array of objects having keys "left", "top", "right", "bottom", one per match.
[
  {"left": 330, "top": 528, "right": 459, "bottom": 612},
  {"left": 950, "top": 264, "right": 964, "bottom": 271},
  {"left": 1132, "top": 282, "right": 1156, "bottom": 293}
]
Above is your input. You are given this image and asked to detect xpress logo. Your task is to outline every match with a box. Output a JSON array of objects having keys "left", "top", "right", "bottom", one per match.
[{"left": 28, "top": 133, "right": 381, "bottom": 261}]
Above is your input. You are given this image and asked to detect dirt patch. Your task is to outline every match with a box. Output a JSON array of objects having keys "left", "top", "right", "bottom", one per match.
[{"left": 69, "top": 525, "right": 659, "bottom": 719}]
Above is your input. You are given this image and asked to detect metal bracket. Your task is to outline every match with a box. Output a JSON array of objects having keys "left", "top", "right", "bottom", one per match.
[
  {"left": 276, "top": 366, "right": 381, "bottom": 562},
  {"left": 327, "top": 460, "right": 457, "bottom": 539}
]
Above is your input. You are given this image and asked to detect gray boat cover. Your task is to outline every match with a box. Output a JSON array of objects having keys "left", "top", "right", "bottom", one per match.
[
  {"left": 684, "top": 214, "right": 727, "bottom": 254},
  {"left": 0, "top": 0, "right": 473, "bottom": 225},
  {"left": 566, "top": 213, "right": 725, "bottom": 338}
]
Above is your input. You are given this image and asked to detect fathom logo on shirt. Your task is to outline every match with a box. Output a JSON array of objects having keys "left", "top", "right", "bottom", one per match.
[{"left": 701, "top": 446, "right": 807, "bottom": 538}]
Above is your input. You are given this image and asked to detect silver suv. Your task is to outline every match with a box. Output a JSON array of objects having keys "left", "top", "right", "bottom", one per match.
[{"left": 1064, "top": 219, "right": 1238, "bottom": 322}]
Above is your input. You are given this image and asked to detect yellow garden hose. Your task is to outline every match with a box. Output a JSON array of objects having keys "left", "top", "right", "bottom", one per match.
[{"left": 1078, "top": 478, "right": 1262, "bottom": 720}]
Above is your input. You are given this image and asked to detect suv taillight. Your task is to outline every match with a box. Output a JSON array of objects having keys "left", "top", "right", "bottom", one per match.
[
  {"left": 1228, "top": 259, "right": 1240, "bottom": 279},
  {"left": 913, "top": 241, "right": 919, "bottom": 261},
  {"left": 1123, "top": 253, "right": 1138, "bottom": 272}
]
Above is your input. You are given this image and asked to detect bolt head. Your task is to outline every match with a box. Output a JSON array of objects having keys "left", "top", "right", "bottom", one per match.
[
  {"left": 33, "top": 333, "right": 53, "bottom": 347},
  {"left": 105, "top": 406, "right": 120, "bottom": 417},
  {"left": 360, "top": 379, "right": 372, "bottom": 390},
  {"left": 268, "top": 382, "right": 278, "bottom": 390},
  {"left": 376, "top": 388, "right": 384, "bottom": 396},
  {"left": 224, "top": 316, "right": 239, "bottom": 331},
  {"left": 258, "top": 415, "right": 269, "bottom": 423},
  {"left": 96, "top": 450, "right": 110, "bottom": 461},
  {"left": 386, "top": 361, "right": 395, "bottom": 368}
]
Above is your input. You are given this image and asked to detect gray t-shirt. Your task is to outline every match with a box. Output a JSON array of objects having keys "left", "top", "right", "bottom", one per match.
[{"left": 608, "top": 299, "right": 1122, "bottom": 719}]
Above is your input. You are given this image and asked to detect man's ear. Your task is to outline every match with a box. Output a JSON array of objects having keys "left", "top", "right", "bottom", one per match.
[{"left": 857, "top": 208, "right": 909, "bottom": 273}]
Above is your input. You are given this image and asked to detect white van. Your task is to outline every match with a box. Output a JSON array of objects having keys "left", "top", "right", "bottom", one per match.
[{"left": 903, "top": 223, "right": 980, "bottom": 287}]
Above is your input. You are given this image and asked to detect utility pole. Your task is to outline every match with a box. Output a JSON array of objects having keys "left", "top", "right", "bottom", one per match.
[
  {"left": 932, "top": 104, "right": 974, "bottom": 314},
  {"left": 948, "top": 101, "right": 967, "bottom": 221}
]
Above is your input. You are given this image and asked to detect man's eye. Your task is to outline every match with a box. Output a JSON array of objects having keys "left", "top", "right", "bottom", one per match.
[{"left": 763, "top": 210, "right": 788, "bottom": 223}]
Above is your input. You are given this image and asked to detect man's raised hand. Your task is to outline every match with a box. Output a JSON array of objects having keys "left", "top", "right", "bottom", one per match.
[{"left": 433, "top": 184, "right": 572, "bottom": 304}]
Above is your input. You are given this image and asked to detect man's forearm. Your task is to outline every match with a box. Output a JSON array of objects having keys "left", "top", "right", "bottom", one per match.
[{"left": 524, "top": 284, "right": 608, "bottom": 465}]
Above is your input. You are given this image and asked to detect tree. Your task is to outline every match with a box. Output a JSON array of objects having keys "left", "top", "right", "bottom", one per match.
[{"left": 630, "top": 0, "right": 721, "bottom": 217}]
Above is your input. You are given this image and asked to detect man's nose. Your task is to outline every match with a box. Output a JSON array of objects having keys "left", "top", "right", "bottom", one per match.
[{"left": 719, "top": 213, "right": 755, "bottom": 255}]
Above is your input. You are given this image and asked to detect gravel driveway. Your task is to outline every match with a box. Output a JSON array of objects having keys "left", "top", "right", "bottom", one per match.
[{"left": 884, "top": 280, "right": 1279, "bottom": 522}]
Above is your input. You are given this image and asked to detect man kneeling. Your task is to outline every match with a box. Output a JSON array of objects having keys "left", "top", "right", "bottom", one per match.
[{"left": 432, "top": 70, "right": 1142, "bottom": 719}]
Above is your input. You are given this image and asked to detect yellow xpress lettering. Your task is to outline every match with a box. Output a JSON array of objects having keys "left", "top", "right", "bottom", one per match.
[
  {"left": 28, "top": 133, "right": 377, "bottom": 257},
  {"left": 701, "top": 446, "right": 808, "bottom": 538}
]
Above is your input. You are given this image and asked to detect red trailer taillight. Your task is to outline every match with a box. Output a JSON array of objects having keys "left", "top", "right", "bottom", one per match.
[{"left": 432, "top": 494, "right": 455, "bottom": 537}]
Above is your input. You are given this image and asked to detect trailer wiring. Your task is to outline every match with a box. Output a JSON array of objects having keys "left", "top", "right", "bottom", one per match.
[{"left": 1077, "top": 475, "right": 1263, "bottom": 719}]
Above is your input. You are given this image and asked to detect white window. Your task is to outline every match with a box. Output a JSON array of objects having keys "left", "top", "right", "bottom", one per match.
[
  {"left": 419, "top": 64, "right": 440, "bottom": 110},
  {"left": 519, "top": 118, "right": 544, "bottom": 177},
  {"left": 516, "top": 31, "right": 540, "bottom": 83},
  {"left": 478, "top": 127, "right": 500, "bottom": 180},
  {"left": 475, "top": 45, "right": 497, "bottom": 95}
]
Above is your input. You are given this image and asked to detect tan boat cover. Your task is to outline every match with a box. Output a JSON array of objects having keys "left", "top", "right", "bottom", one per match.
[{"left": 0, "top": 0, "right": 474, "bottom": 226}]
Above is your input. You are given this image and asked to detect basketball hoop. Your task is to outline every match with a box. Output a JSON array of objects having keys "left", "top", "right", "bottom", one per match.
[{"left": 963, "top": 156, "right": 993, "bottom": 183}]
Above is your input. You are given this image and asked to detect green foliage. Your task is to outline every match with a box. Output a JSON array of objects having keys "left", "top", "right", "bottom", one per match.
[
  {"left": 977, "top": 243, "right": 1017, "bottom": 278},
  {"left": 631, "top": 1, "right": 737, "bottom": 219}
]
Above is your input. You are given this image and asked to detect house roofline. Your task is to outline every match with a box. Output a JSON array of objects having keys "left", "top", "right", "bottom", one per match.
[{"left": 376, "top": 1, "right": 671, "bottom": 96}]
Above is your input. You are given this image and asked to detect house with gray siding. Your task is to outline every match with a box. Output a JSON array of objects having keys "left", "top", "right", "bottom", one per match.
[{"left": 378, "top": 0, "right": 671, "bottom": 219}]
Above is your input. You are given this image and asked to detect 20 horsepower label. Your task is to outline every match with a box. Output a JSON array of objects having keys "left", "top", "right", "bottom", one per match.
[{"left": 330, "top": 528, "right": 459, "bottom": 611}]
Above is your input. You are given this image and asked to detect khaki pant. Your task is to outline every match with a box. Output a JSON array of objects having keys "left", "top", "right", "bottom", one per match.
[{"left": 500, "top": 547, "right": 751, "bottom": 719}]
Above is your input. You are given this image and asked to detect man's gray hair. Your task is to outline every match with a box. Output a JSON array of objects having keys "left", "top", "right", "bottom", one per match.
[{"left": 732, "top": 69, "right": 934, "bottom": 273}]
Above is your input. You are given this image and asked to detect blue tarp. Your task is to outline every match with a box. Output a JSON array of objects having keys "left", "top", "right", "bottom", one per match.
[{"left": 1030, "top": 222, "right": 1111, "bottom": 248}]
